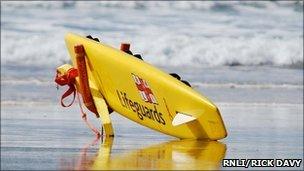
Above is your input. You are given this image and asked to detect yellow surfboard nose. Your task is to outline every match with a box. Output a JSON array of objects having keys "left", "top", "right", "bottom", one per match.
[{"left": 56, "top": 64, "right": 73, "bottom": 76}]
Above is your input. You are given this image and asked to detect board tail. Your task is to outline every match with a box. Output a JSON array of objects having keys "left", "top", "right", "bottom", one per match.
[{"left": 172, "top": 113, "right": 197, "bottom": 126}]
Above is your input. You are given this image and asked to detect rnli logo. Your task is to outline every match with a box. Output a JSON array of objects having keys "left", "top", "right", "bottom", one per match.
[{"left": 132, "top": 74, "right": 157, "bottom": 104}]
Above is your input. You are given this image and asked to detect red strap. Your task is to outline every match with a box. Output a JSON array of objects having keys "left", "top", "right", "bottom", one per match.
[
  {"left": 60, "top": 83, "right": 76, "bottom": 107},
  {"left": 76, "top": 91, "right": 101, "bottom": 137},
  {"left": 55, "top": 68, "right": 101, "bottom": 138},
  {"left": 55, "top": 73, "right": 69, "bottom": 86}
]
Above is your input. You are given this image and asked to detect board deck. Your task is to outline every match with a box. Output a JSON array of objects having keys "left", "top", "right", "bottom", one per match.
[{"left": 64, "top": 32, "right": 227, "bottom": 140}]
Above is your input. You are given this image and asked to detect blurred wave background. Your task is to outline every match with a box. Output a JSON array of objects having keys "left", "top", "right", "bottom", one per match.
[
  {"left": 1, "top": 1, "right": 303, "bottom": 105},
  {"left": 2, "top": 1, "right": 303, "bottom": 67}
]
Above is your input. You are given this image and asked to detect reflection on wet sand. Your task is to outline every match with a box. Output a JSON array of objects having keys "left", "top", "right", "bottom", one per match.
[{"left": 62, "top": 137, "right": 226, "bottom": 170}]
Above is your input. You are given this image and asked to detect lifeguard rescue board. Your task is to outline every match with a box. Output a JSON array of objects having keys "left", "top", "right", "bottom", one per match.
[{"left": 63, "top": 32, "right": 227, "bottom": 140}]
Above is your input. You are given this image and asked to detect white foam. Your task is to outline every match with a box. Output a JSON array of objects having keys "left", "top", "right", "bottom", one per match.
[
  {"left": 192, "top": 82, "right": 303, "bottom": 89},
  {"left": 2, "top": 1, "right": 303, "bottom": 11},
  {"left": 1, "top": 77, "right": 52, "bottom": 86},
  {"left": 1, "top": 100, "right": 56, "bottom": 106},
  {"left": 1, "top": 1, "right": 303, "bottom": 68},
  {"left": 218, "top": 102, "right": 302, "bottom": 107}
]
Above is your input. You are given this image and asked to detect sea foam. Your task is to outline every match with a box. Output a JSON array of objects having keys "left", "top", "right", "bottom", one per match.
[{"left": 1, "top": 1, "right": 303, "bottom": 68}]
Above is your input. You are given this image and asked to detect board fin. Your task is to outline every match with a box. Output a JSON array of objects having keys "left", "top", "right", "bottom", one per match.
[
  {"left": 172, "top": 113, "right": 196, "bottom": 126},
  {"left": 91, "top": 94, "right": 114, "bottom": 137}
]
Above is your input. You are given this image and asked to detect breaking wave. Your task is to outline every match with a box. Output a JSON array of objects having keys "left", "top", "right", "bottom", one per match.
[
  {"left": 2, "top": 1, "right": 303, "bottom": 11},
  {"left": 1, "top": 1, "right": 303, "bottom": 68}
]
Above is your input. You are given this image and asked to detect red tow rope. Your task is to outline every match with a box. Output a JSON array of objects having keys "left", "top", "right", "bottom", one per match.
[
  {"left": 55, "top": 68, "right": 101, "bottom": 138},
  {"left": 55, "top": 68, "right": 78, "bottom": 107}
]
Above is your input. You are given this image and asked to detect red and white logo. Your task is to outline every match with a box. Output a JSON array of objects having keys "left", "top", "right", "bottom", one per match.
[{"left": 132, "top": 74, "right": 157, "bottom": 104}]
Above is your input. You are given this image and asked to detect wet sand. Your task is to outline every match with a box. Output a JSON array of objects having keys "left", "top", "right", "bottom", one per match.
[{"left": 1, "top": 103, "right": 303, "bottom": 170}]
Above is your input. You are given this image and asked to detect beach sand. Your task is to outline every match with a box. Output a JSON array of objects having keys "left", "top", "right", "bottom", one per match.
[{"left": 1, "top": 101, "right": 303, "bottom": 170}]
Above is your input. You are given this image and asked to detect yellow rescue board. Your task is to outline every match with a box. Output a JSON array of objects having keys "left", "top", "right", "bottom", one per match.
[{"left": 64, "top": 32, "right": 227, "bottom": 140}]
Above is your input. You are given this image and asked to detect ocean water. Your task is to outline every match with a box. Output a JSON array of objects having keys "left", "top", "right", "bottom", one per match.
[
  {"left": 1, "top": 1, "right": 303, "bottom": 170},
  {"left": 1, "top": 1, "right": 303, "bottom": 68},
  {"left": 1, "top": 1, "right": 303, "bottom": 105}
]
